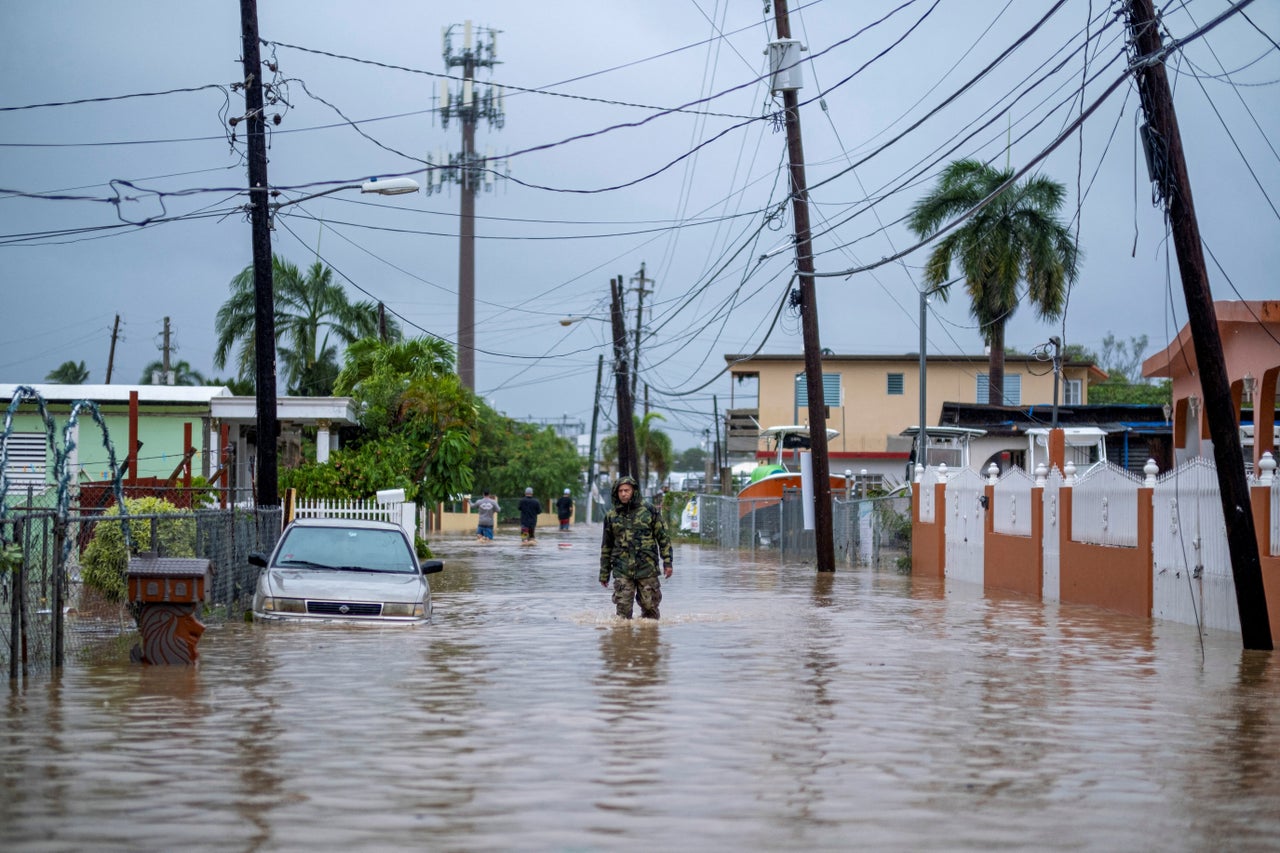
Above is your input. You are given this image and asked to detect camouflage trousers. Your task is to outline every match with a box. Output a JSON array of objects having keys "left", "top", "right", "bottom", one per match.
[{"left": 611, "top": 575, "right": 662, "bottom": 620}]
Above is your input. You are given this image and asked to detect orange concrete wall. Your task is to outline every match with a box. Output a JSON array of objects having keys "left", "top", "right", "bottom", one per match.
[
  {"left": 911, "top": 481, "right": 945, "bottom": 579},
  {"left": 1058, "top": 486, "right": 1154, "bottom": 619},
  {"left": 1249, "top": 484, "right": 1280, "bottom": 642},
  {"left": 984, "top": 484, "right": 1044, "bottom": 597}
]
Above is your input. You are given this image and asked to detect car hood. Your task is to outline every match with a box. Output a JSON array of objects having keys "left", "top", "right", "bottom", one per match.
[{"left": 265, "top": 568, "right": 425, "bottom": 602}]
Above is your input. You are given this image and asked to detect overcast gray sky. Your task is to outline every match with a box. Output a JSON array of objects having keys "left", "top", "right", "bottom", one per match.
[{"left": 2, "top": 0, "right": 1277, "bottom": 448}]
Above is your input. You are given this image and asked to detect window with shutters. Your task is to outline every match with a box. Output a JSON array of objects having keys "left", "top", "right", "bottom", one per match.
[
  {"left": 794, "top": 373, "right": 842, "bottom": 408},
  {"left": 886, "top": 373, "right": 904, "bottom": 395},
  {"left": 976, "top": 373, "right": 1022, "bottom": 405},
  {"left": 3, "top": 432, "right": 48, "bottom": 489}
]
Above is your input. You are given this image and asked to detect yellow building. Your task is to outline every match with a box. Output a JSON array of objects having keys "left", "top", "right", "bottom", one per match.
[{"left": 724, "top": 353, "right": 1106, "bottom": 480}]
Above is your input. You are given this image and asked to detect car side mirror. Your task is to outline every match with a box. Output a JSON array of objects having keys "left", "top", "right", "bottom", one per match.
[
  {"left": 421, "top": 559, "right": 444, "bottom": 575},
  {"left": 248, "top": 552, "right": 268, "bottom": 568}
]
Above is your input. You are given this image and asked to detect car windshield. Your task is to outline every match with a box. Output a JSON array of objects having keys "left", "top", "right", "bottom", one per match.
[{"left": 275, "top": 526, "right": 417, "bottom": 574}]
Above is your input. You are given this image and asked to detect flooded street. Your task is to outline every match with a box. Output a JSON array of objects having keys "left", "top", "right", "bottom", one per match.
[{"left": 3, "top": 525, "right": 1279, "bottom": 851}]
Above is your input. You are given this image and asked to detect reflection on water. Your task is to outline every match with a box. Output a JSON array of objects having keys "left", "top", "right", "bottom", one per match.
[{"left": 3, "top": 524, "right": 1279, "bottom": 851}]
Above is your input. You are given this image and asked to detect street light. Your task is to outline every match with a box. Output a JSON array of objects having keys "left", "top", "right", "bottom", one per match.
[
  {"left": 251, "top": 176, "right": 421, "bottom": 509},
  {"left": 270, "top": 177, "right": 421, "bottom": 213}
]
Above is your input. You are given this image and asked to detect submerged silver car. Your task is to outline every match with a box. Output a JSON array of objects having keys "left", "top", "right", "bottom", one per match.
[{"left": 250, "top": 517, "right": 443, "bottom": 624}]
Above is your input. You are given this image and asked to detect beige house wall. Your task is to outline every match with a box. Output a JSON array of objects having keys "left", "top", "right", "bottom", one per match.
[{"left": 732, "top": 355, "right": 1099, "bottom": 456}]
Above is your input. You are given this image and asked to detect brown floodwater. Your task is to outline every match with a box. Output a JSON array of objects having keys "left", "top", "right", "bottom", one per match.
[{"left": 3, "top": 524, "right": 1278, "bottom": 851}]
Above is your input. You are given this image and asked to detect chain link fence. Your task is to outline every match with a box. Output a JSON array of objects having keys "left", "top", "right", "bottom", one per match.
[
  {"left": 2, "top": 503, "right": 280, "bottom": 681},
  {"left": 698, "top": 492, "right": 911, "bottom": 569}
]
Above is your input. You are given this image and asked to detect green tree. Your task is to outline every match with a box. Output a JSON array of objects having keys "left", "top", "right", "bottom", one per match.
[
  {"left": 600, "top": 413, "right": 674, "bottom": 489},
  {"left": 636, "top": 412, "right": 673, "bottom": 485},
  {"left": 1089, "top": 378, "right": 1171, "bottom": 406},
  {"left": 215, "top": 256, "right": 397, "bottom": 396},
  {"left": 470, "top": 403, "right": 582, "bottom": 500},
  {"left": 674, "top": 446, "right": 708, "bottom": 471},
  {"left": 908, "top": 159, "right": 1081, "bottom": 406},
  {"left": 45, "top": 360, "right": 89, "bottom": 384},
  {"left": 206, "top": 375, "right": 255, "bottom": 395},
  {"left": 282, "top": 336, "right": 477, "bottom": 505},
  {"left": 140, "top": 359, "right": 206, "bottom": 386}
]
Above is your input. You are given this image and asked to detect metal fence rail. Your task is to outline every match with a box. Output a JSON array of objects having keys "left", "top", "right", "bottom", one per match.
[
  {"left": 698, "top": 493, "right": 911, "bottom": 568},
  {"left": 2, "top": 506, "right": 280, "bottom": 680}
]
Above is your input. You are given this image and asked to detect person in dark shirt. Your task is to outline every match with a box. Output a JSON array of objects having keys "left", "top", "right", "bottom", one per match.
[
  {"left": 518, "top": 487, "right": 542, "bottom": 543},
  {"left": 555, "top": 488, "right": 574, "bottom": 531}
]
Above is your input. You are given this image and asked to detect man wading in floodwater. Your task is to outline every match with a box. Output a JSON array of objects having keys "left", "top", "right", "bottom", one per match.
[{"left": 598, "top": 476, "right": 673, "bottom": 620}]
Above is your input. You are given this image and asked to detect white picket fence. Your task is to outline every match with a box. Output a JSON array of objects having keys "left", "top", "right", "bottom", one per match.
[{"left": 290, "top": 497, "right": 417, "bottom": 540}]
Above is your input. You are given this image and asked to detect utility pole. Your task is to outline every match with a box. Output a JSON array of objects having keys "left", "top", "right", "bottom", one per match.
[
  {"left": 1050, "top": 335, "right": 1062, "bottom": 428},
  {"left": 105, "top": 314, "right": 120, "bottom": 384},
  {"left": 240, "top": 0, "right": 279, "bottom": 509},
  {"left": 587, "top": 353, "right": 603, "bottom": 522},
  {"left": 434, "top": 21, "right": 505, "bottom": 391},
  {"left": 630, "top": 262, "right": 652, "bottom": 400},
  {"left": 772, "top": 0, "right": 834, "bottom": 572},
  {"left": 610, "top": 276, "right": 639, "bottom": 479},
  {"left": 1126, "top": 0, "right": 1271, "bottom": 650},
  {"left": 918, "top": 291, "right": 927, "bottom": 469},
  {"left": 378, "top": 302, "right": 388, "bottom": 343}
]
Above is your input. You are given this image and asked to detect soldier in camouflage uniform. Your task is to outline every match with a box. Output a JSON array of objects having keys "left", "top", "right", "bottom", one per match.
[{"left": 598, "top": 475, "right": 673, "bottom": 619}]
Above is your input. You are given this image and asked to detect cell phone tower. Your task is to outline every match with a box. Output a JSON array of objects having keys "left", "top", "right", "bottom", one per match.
[{"left": 427, "top": 21, "right": 507, "bottom": 391}]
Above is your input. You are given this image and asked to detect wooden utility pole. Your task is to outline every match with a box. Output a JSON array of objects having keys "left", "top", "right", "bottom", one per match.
[
  {"left": 773, "top": 0, "right": 834, "bottom": 572},
  {"left": 105, "top": 314, "right": 120, "bottom": 383},
  {"left": 1127, "top": 0, "right": 1271, "bottom": 649},
  {"left": 610, "top": 276, "right": 639, "bottom": 480},
  {"left": 587, "top": 353, "right": 603, "bottom": 522},
  {"left": 240, "top": 0, "right": 279, "bottom": 509},
  {"left": 630, "top": 262, "right": 652, "bottom": 400}
]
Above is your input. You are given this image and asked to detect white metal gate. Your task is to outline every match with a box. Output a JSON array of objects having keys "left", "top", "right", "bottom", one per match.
[
  {"left": 1152, "top": 458, "right": 1237, "bottom": 632},
  {"left": 944, "top": 467, "right": 986, "bottom": 586}
]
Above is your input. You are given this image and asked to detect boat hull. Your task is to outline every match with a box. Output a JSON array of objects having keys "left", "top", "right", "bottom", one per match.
[{"left": 736, "top": 473, "right": 848, "bottom": 514}]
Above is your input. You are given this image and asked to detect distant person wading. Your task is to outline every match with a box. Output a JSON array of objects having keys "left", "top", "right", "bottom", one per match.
[{"left": 518, "top": 487, "right": 542, "bottom": 544}]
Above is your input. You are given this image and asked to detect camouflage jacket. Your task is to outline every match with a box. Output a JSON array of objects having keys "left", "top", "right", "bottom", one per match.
[{"left": 599, "top": 478, "right": 673, "bottom": 583}]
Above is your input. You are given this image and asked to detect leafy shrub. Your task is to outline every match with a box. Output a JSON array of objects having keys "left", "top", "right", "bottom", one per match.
[{"left": 80, "top": 497, "right": 196, "bottom": 603}]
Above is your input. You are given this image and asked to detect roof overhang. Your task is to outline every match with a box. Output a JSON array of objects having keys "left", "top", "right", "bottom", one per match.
[
  {"left": 0, "top": 383, "right": 232, "bottom": 405},
  {"left": 210, "top": 396, "right": 358, "bottom": 426}
]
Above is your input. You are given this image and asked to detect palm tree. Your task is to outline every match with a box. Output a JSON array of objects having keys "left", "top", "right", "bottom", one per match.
[
  {"left": 45, "top": 360, "right": 90, "bottom": 384},
  {"left": 333, "top": 336, "right": 456, "bottom": 396},
  {"left": 635, "top": 411, "right": 673, "bottom": 488},
  {"left": 908, "top": 159, "right": 1080, "bottom": 406},
  {"left": 214, "top": 256, "right": 398, "bottom": 396},
  {"left": 139, "top": 359, "right": 206, "bottom": 386}
]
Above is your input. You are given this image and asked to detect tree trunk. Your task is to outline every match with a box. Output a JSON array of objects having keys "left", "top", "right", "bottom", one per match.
[{"left": 987, "top": 322, "right": 1006, "bottom": 407}]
